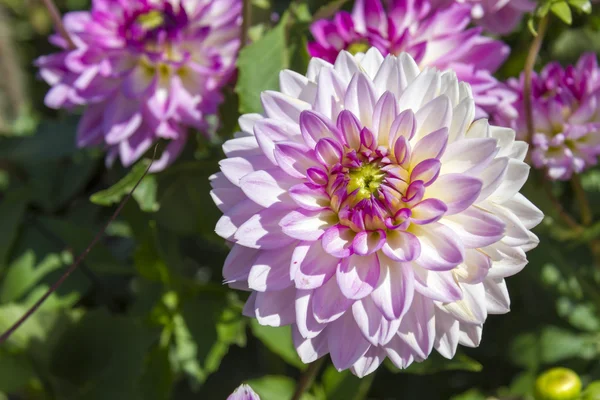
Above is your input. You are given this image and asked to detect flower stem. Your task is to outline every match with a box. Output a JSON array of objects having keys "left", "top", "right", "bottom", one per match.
[
  {"left": 523, "top": 13, "right": 549, "bottom": 144},
  {"left": 572, "top": 174, "right": 593, "bottom": 226},
  {"left": 41, "top": 0, "right": 76, "bottom": 49},
  {"left": 542, "top": 178, "right": 582, "bottom": 232},
  {"left": 291, "top": 358, "right": 325, "bottom": 400},
  {"left": 0, "top": 145, "right": 158, "bottom": 344}
]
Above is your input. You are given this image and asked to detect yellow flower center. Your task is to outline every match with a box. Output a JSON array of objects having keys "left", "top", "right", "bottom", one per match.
[
  {"left": 346, "top": 41, "right": 371, "bottom": 55},
  {"left": 137, "top": 10, "right": 165, "bottom": 30},
  {"left": 347, "top": 163, "right": 385, "bottom": 201}
]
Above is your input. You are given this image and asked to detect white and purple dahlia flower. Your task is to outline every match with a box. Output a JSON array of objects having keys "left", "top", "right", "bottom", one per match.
[
  {"left": 36, "top": 0, "right": 241, "bottom": 171},
  {"left": 431, "top": 0, "right": 535, "bottom": 34},
  {"left": 227, "top": 384, "right": 260, "bottom": 400},
  {"left": 211, "top": 49, "right": 543, "bottom": 377},
  {"left": 494, "top": 53, "right": 600, "bottom": 181},
  {"left": 307, "top": 0, "right": 513, "bottom": 118}
]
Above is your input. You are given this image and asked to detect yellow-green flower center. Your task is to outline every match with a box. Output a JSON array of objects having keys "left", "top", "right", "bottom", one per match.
[
  {"left": 346, "top": 41, "right": 371, "bottom": 55},
  {"left": 137, "top": 10, "right": 165, "bottom": 30},
  {"left": 347, "top": 164, "right": 385, "bottom": 201}
]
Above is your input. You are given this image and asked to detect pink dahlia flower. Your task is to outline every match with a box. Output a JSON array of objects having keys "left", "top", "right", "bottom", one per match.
[
  {"left": 307, "top": 0, "right": 513, "bottom": 118},
  {"left": 36, "top": 0, "right": 241, "bottom": 171},
  {"left": 494, "top": 53, "right": 600, "bottom": 181},
  {"left": 227, "top": 384, "right": 260, "bottom": 400},
  {"left": 431, "top": 0, "right": 535, "bottom": 34},
  {"left": 211, "top": 49, "right": 543, "bottom": 377}
]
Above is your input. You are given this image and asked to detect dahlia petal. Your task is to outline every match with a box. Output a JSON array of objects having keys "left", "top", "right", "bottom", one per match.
[
  {"left": 333, "top": 51, "right": 361, "bottom": 83},
  {"left": 454, "top": 249, "right": 492, "bottom": 284},
  {"left": 315, "top": 138, "right": 344, "bottom": 166},
  {"left": 484, "top": 277, "right": 511, "bottom": 314},
  {"left": 261, "top": 90, "right": 311, "bottom": 124},
  {"left": 372, "top": 254, "right": 414, "bottom": 320},
  {"left": 475, "top": 157, "right": 509, "bottom": 202},
  {"left": 322, "top": 224, "right": 355, "bottom": 258},
  {"left": 104, "top": 100, "right": 143, "bottom": 144},
  {"left": 397, "top": 293, "right": 435, "bottom": 360},
  {"left": 223, "top": 244, "right": 260, "bottom": 284},
  {"left": 248, "top": 244, "right": 296, "bottom": 291},
  {"left": 289, "top": 183, "right": 330, "bottom": 211},
  {"left": 412, "top": 265, "right": 463, "bottom": 303},
  {"left": 337, "top": 109, "right": 362, "bottom": 149},
  {"left": 412, "top": 223, "right": 464, "bottom": 270},
  {"left": 274, "top": 142, "right": 319, "bottom": 178},
  {"left": 442, "top": 283, "right": 487, "bottom": 325},
  {"left": 280, "top": 209, "right": 335, "bottom": 241},
  {"left": 352, "top": 296, "right": 384, "bottom": 346},
  {"left": 389, "top": 109, "right": 416, "bottom": 149},
  {"left": 314, "top": 66, "right": 347, "bottom": 120},
  {"left": 292, "top": 241, "right": 339, "bottom": 290},
  {"left": 240, "top": 169, "right": 295, "bottom": 208},
  {"left": 373, "top": 56, "right": 405, "bottom": 99},
  {"left": 337, "top": 253, "right": 380, "bottom": 300},
  {"left": 489, "top": 159, "right": 530, "bottom": 203},
  {"left": 458, "top": 324, "right": 482, "bottom": 348},
  {"left": 350, "top": 346, "right": 386, "bottom": 378},
  {"left": 441, "top": 138, "right": 499, "bottom": 175},
  {"left": 410, "top": 159, "right": 441, "bottom": 187},
  {"left": 215, "top": 198, "right": 263, "bottom": 241},
  {"left": 352, "top": 230, "right": 386, "bottom": 256},
  {"left": 442, "top": 206, "right": 506, "bottom": 248},
  {"left": 328, "top": 311, "right": 371, "bottom": 371},
  {"left": 222, "top": 136, "right": 262, "bottom": 158},
  {"left": 381, "top": 230, "right": 421, "bottom": 262},
  {"left": 233, "top": 205, "right": 296, "bottom": 249},
  {"left": 433, "top": 309, "right": 460, "bottom": 359},
  {"left": 385, "top": 334, "right": 416, "bottom": 369},
  {"left": 373, "top": 91, "right": 398, "bottom": 146},
  {"left": 448, "top": 97, "right": 475, "bottom": 143},
  {"left": 410, "top": 127, "right": 449, "bottom": 168},
  {"left": 254, "top": 118, "right": 301, "bottom": 164},
  {"left": 292, "top": 326, "right": 328, "bottom": 363},
  {"left": 414, "top": 95, "right": 452, "bottom": 141},
  {"left": 397, "top": 68, "right": 441, "bottom": 113},
  {"left": 295, "top": 290, "right": 326, "bottom": 338},
  {"left": 280, "top": 69, "right": 310, "bottom": 98},
  {"left": 300, "top": 110, "right": 340, "bottom": 149},
  {"left": 254, "top": 287, "right": 296, "bottom": 327},
  {"left": 427, "top": 174, "right": 483, "bottom": 214},
  {"left": 484, "top": 241, "right": 528, "bottom": 279},
  {"left": 219, "top": 156, "right": 273, "bottom": 187},
  {"left": 500, "top": 193, "right": 544, "bottom": 229},
  {"left": 411, "top": 198, "right": 447, "bottom": 224},
  {"left": 313, "top": 275, "right": 354, "bottom": 323},
  {"left": 344, "top": 72, "right": 377, "bottom": 129}
]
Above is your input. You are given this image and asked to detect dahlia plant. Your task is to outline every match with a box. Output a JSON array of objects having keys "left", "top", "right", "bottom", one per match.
[
  {"left": 211, "top": 49, "right": 543, "bottom": 376},
  {"left": 494, "top": 53, "right": 600, "bottom": 181},
  {"left": 36, "top": 0, "right": 241, "bottom": 171},
  {"left": 307, "top": 0, "right": 513, "bottom": 118},
  {"left": 227, "top": 384, "right": 260, "bottom": 400}
]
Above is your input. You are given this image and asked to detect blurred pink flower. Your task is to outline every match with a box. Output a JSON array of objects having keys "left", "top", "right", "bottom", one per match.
[
  {"left": 307, "top": 0, "right": 513, "bottom": 118},
  {"left": 227, "top": 384, "right": 260, "bottom": 400},
  {"left": 212, "top": 49, "right": 542, "bottom": 377},
  {"left": 431, "top": 0, "right": 535, "bottom": 34},
  {"left": 494, "top": 53, "right": 600, "bottom": 180},
  {"left": 36, "top": 0, "right": 241, "bottom": 171}
]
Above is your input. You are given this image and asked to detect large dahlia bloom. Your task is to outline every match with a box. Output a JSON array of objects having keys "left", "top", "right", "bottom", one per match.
[
  {"left": 431, "top": 0, "right": 535, "bottom": 34},
  {"left": 494, "top": 53, "right": 600, "bottom": 181},
  {"left": 36, "top": 0, "right": 241, "bottom": 171},
  {"left": 307, "top": 0, "right": 513, "bottom": 118},
  {"left": 211, "top": 49, "right": 543, "bottom": 376}
]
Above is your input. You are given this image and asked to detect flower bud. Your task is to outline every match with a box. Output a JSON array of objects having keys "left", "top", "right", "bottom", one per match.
[{"left": 535, "top": 368, "right": 582, "bottom": 400}]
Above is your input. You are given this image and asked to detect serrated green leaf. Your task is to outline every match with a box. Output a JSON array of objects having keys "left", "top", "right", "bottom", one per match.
[
  {"left": 235, "top": 13, "right": 290, "bottom": 114},
  {"left": 551, "top": 1, "right": 573, "bottom": 24},
  {"left": 250, "top": 321, "right": 305, "bottom": 369}
]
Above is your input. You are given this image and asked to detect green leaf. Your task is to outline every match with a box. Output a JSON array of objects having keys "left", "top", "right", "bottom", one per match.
[
  {"left": 138, "top": 346, "right": 173, "bottom": 400},
  {"left": 0, "top": 187, "right": 29, "bottom": 274},
  {"left": 49, "top": 310, "right": 160, "bottom": 400},
  {"left": 551, "top": 1, "right": 573, "bottom": 24},
  {"left": 0, "top": 350, "right": 35, "bottom": 393},
  {"left": 246, "top": 375, "right": 315, "bottom": 400},
  {"left": 322, "top": 365, "right": 374, "bottom": 400},
  {"left": 0, "top": 249, "right": 67, "bottom": 303},
  {"left": 450, "top": 389, "right": 486, "bottom": 400},
  {"left": 568, "top": 0, "right": 592, "bottom": 13},
  {"left": 235, "top": 13, "right": 290, "bottom": 114},
  {"left": 90, "top": 160, "right": 158, "bottom": 212},
  {"left": 250, "top": 320, "right": 305, "bottom": 369},
  {"left": 0, "top": 303, "right": 48, "bottom": 349}
]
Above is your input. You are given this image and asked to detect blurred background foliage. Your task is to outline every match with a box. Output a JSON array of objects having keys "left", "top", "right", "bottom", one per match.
[{"left": 2, "top": 0, "right": 600, "bottom": 399}]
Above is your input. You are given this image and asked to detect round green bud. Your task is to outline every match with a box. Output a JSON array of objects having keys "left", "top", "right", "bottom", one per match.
[
  {"left": 535, "top": 368, "right": 582, "bottom": 400},
  {"left": 582, "top": 381, "right": 600, "bottom": 400}
]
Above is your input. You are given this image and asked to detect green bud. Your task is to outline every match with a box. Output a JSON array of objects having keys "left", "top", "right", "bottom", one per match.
[
  {"left": 535, "top": 368, "right": 582, "bottom": 400},
  {"left": 582, "top": 381, "right": 600, "bottom": 400}
]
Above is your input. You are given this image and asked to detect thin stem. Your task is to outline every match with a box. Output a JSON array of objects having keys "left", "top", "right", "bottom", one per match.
[
  {"left": 291, "top": 358, "right": 325, "bottom": 400},
  {"left": 0, "top": 145, "right": 158, "bottom": 345},
  {"left": 41, "top": 0, "right": 76, "bottom": 49},
  {"left": 523, "top": 14, "right": 549, "bottom": 144},
  {"left": 240, "top": 0, "right": 252, "bottom": 47},
  {"left": 572, "top": 174, "right": 593, "bottom": 226}
]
